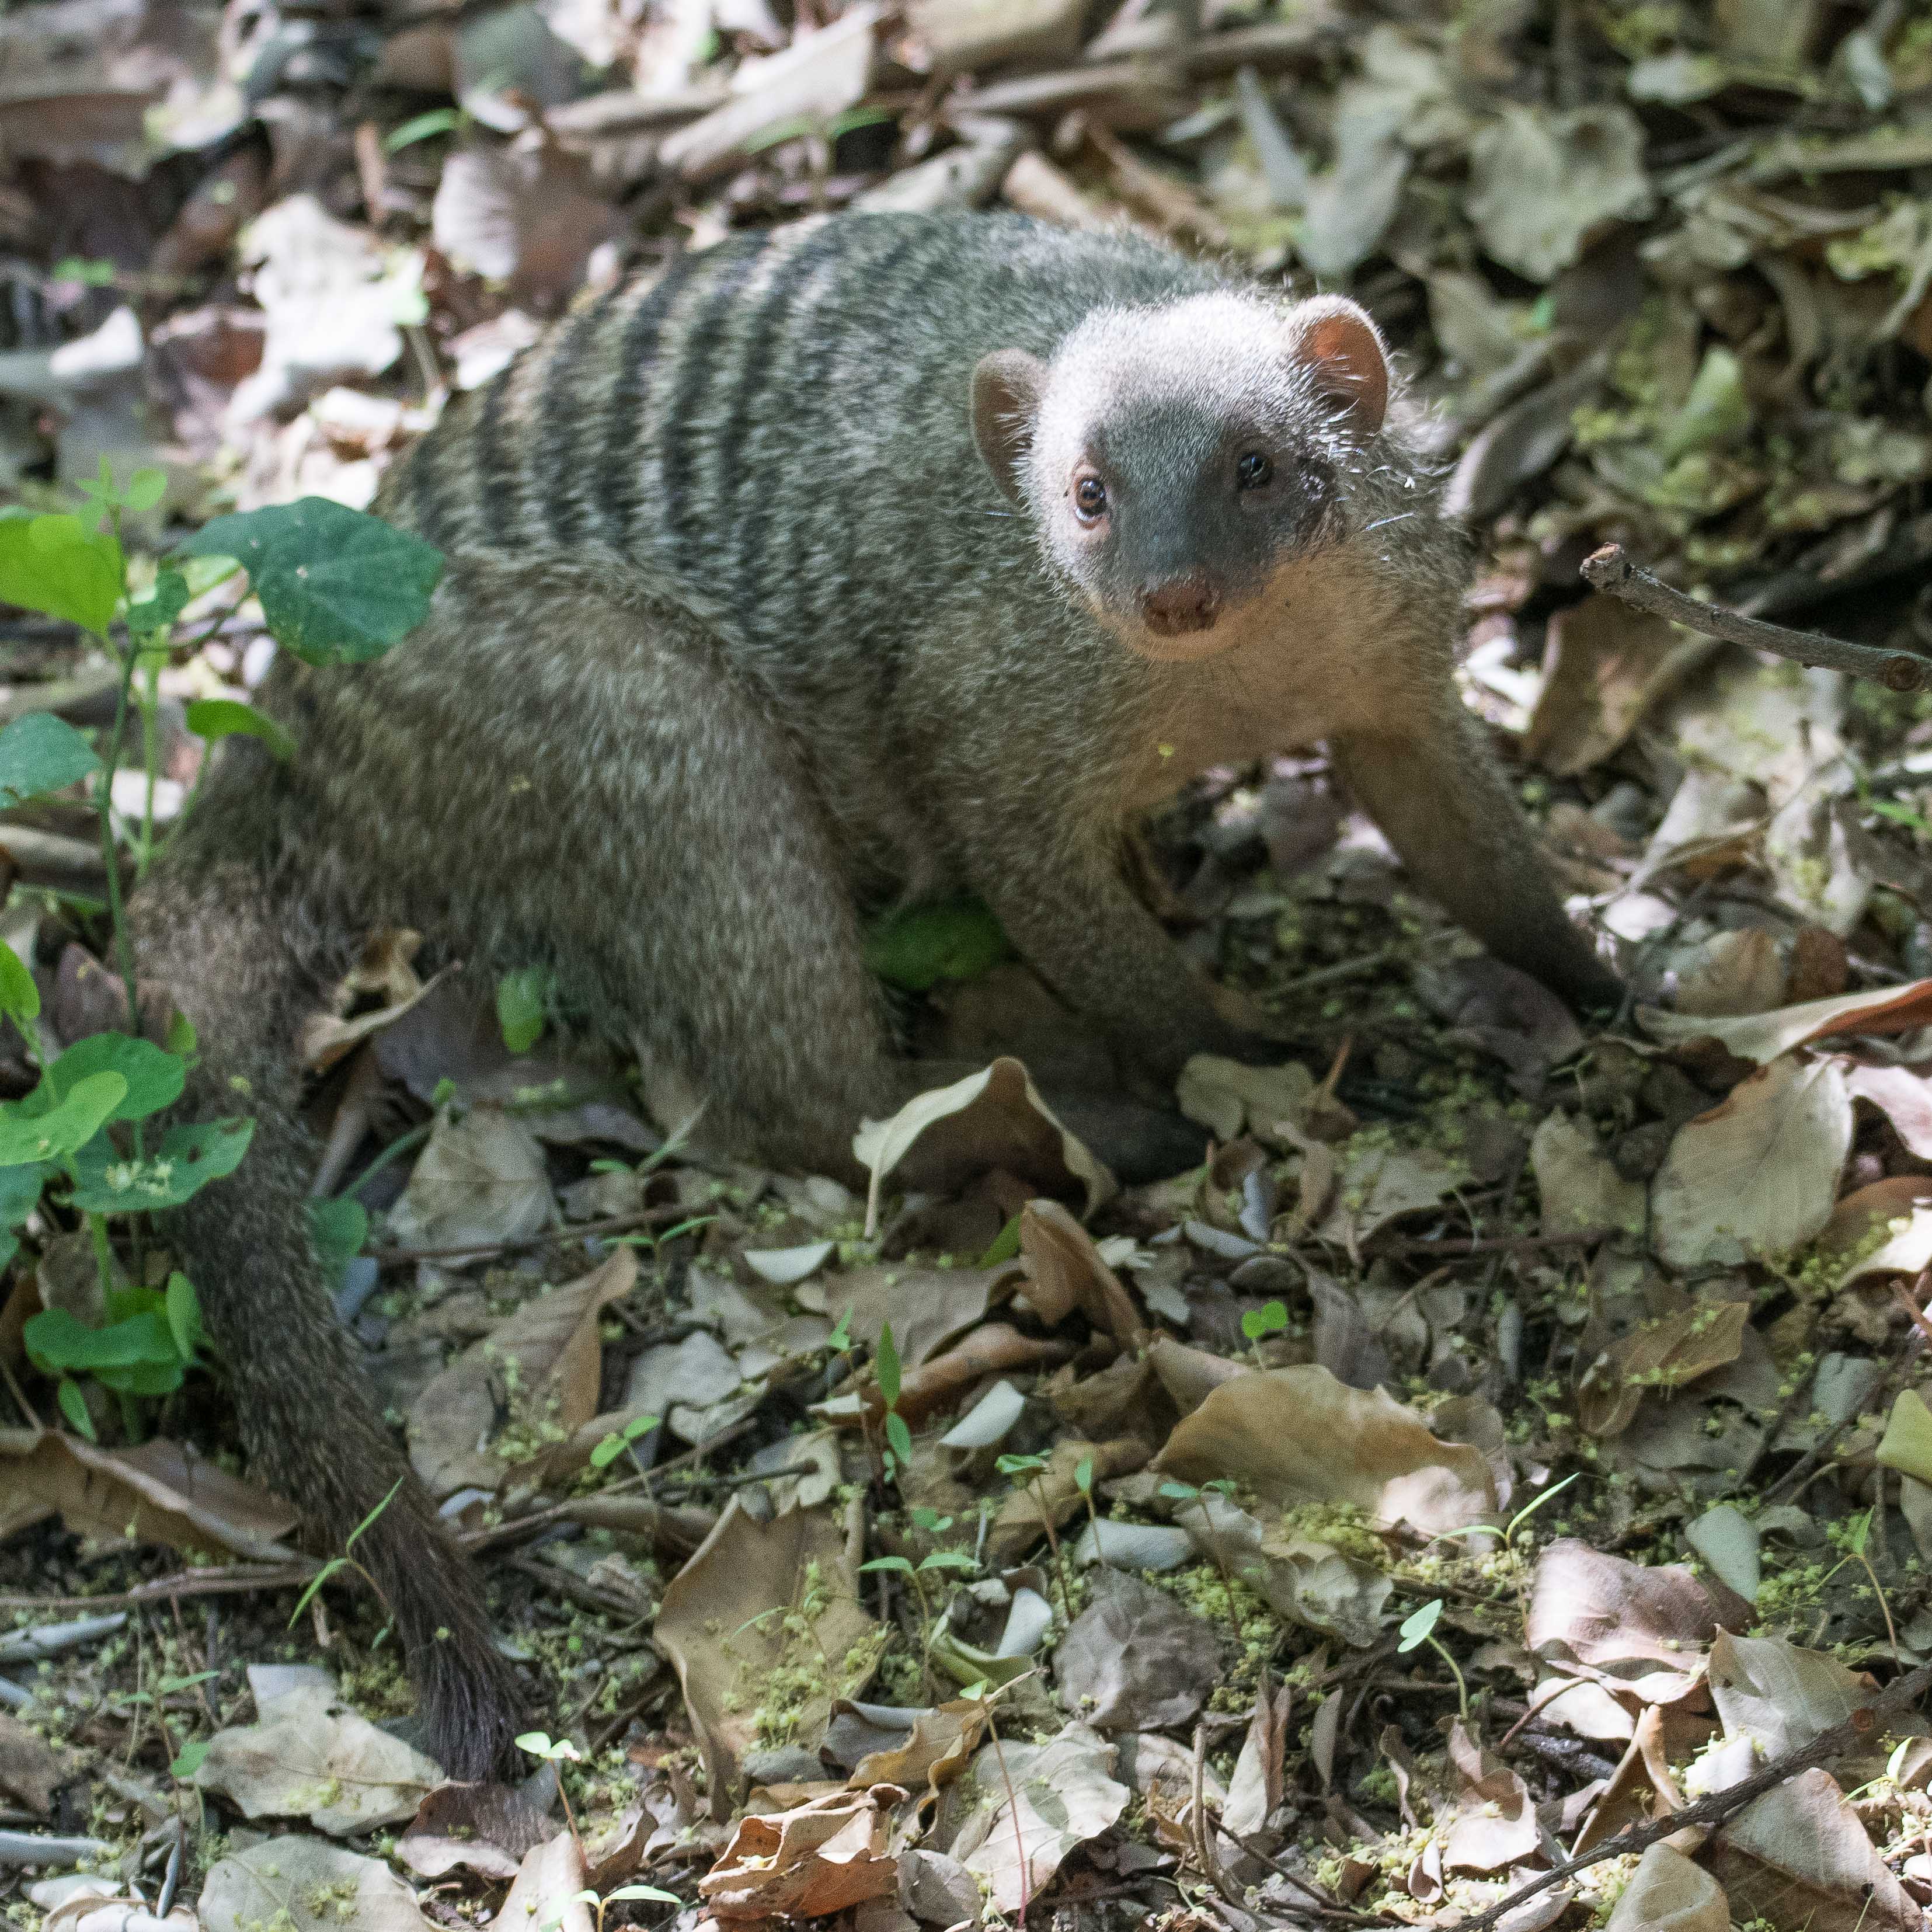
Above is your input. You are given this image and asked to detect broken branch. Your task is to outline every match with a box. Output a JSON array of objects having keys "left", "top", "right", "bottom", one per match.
[{"left": 1581, "top": 544, "right": 1932, "bottom": 693}]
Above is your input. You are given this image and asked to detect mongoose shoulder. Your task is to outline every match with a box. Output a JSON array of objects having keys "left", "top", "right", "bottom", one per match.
[{"left": 133, "top": 208, "right": 1618, "bottom": 1778}]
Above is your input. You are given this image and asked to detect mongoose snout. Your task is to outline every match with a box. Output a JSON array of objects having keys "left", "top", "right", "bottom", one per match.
[{"left": 1139, "top": 575, "right": 1221, "bottom": 636}]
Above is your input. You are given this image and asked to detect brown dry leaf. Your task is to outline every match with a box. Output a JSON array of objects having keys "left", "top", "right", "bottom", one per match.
[
  {"left": 196, "top": 1668, "right": 443, "bottom": 1832},
  {"left": 1525, "top": 593, "right": 1707, "bottom": 777},
  {"left": 845, "top": 1699, "right": 986, "bottom": 1799},
  {"left": 1053, "top": 1572, "right": 1220, "bottom": 1733},
  {"left": 41, "top": 1887, "right": 197, "bottom": 1931},
  {"left": 1711, "top": 1768, "right": 1920, "bottom": 1932},
  {"left": 298, "top": 928, "right": 437, "bottom": 1071},
  {"left": 1650, "top": 1055, "right": 1851, "bottom": 1268},
  {"left": 1442, "top": 1719, "right": 1539, "bottom": 1874},
  {"left": 1530, "top": 1109, "right": 1647, "bottom": 1237},
  {"left": 0, "top": 1709, "right": 80, "bottom": 1815},
  {"left": 395, "top": 1779, "right": 555, "bottom": 1882},
  {"left": 808, "top": 1262, "right": 1005, "bottom": 1370},
  {"left": 0, "top": 1430, "right": 298, "bottom": 1558},
  {"left": 1527, "top": 1539, "right": 1745, "bottom": 1698},
  {"left": 1153, "top": 1363, "right": 1496, "bottom": 1537},
  {"left": 1708, "top": 1632, "right": 1886, "bottom": 1757},
  {"left": 946, "top": 1720, "right": 1129, "bottom": 1916},
  {"left": 1314, "top": 1139, "right": 1465, "bottom": 1248},
  {"left": 431, "top": 135, "right": 619, "bottom": 310},
  {"left": 896, "top": 1322, "right": 1074, "bottom": 1426},
  {"left": 1575, "top": 1296, "right": 1750, "bottom": 1437},
  {"left": 407, "top": 1248, "right": 635, "bottom": 1497},
  {"left": 493, "top": 1831, "right": 592, "bottom": 1932},
  {"left": 1018, "top": 1198, "right": 1143, "bottom": 1342},
  {"left": 699, "top": 1788, "right": 897, "bottom": 1920},
  {"left": 1815, "top": 1176, "right": 1932, "bottom": 1284},
  {"left": 1675, "top": 929, "right": 1790, "bottom": 1018},
  {"left": 1638, "top": 977, "right": 1932, "bottom": 1063},
  {"left": 199, "top": 1837, "right": 436, "bottom": 1932},
  {"left": 1603, "top": 1842, "right": 1729, "bottom": 1931},
  {"left": 1847, "top": 1063, "right": 1932, "bottom": 1157},
  {"left": 1176, "top": 1054, "right": 1317, "bottom": 1144},
  {"left": 386, "top": 1105, "right": 554, "bottom": 1252},
  {"left": 853, "top": 1057, "right": 1113, "bottom": 1234},
  {"left": 654, "top": 1498, "right": 883, "bottom": 1807}
]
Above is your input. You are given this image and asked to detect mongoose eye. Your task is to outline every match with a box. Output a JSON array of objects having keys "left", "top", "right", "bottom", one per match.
[
  {"left": 1236, "top": 451, "right": 1273, "bottom": 492},
  {"left": 1073, "top": 475, "right": 1108, "bottom": 521}
]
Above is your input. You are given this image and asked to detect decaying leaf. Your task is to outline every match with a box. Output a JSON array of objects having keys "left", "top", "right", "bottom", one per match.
[
  {"left": 1531, "top": 1109, "right": 1647, "bottom": 1237},
  {"left": 1712, "top": 1768, "right": 1921, "bottom": 1932},
  {"left": 199, "top": 1836, "right": 436, "bottom": 1932},
  {"left": 1155, "top": 1364, "right": 1496, "bottom": 1537},
  {"left": 386, "top": 1105, "right": 554, "bottom": 1252},
  {"left": 1602, "top": 1842, "right": 1729, "bottom": 1931},
  {"left": 1639, "top": 977, "right": 1932, "bottom": 1063},
  {"left": 195, "top": 1666, "right": 443, "bottom": 1832},
  {"left": 701, "top": 1789, "right": 897, "bottom": 1920},
  {"left": 1651, "top": 1055, "right": 1852, "bottom": 1267},
  {"left": 1053, "top": 1571, "right": 1220, "bottom": 1733},
  {"left": 407, "top": 1248, "right": 636, "bottom": 1496}
]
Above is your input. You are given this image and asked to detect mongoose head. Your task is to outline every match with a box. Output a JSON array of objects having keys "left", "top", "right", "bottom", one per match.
[{"left": 971, "top": 291, "right": 1392, "bottom": 663}]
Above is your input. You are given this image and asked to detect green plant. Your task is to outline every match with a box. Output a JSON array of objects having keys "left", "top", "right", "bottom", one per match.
[
  {"left": 0, "top": 475, "right": 442, "bottom": 1437},
  {"left": 288, "top": 1475, "right": 405, "bottom": 1632},
  {"left": 1239, "top": 1299, "right": 1289, "bottom": 1364},
  {"left": 1396, "top": 1597, "right": 1469, "bottom": 1720},
  {"left": 541, "top": 1885, "right": 684, "bottom": 1930},
  {"left": 875, "top": 1318, "right": 912, "bottom": 1481},
  {"left": 1073, "top": 1453, "right": 1106, "bottom": 1567},
  {"left": 590, "top": 1411, "right": 660, "bottom": 1471},
  {"left": 860, "top": 1516, "right": 977, "bottom": 1701},
  {"left": 997, "top": 1451, "right": 1073, "bottom": 1617}
]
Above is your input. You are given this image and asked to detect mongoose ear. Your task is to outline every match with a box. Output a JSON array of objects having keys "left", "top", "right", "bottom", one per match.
[
  {"left": 1288, "top": 296, "right": 1390, "bottom": 437},
  {"left": 972, "top": 349, "right": 1048, "bottom": 506}
]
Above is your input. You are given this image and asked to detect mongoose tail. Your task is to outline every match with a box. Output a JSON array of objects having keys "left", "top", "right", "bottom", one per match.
[{"left": 129, "top": 820, "right": 527, "bottom": 1780}]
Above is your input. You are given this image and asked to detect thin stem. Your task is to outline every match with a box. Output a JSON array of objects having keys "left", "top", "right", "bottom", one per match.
[
  {"left": 136, "top": 652, "right": 159, "bottom": 879},
  {"left": 1581, "top": 542, "right": 1932, "bottom": 692},
  {"left": 93, "top": 646, "right": 147, "bottom": 1162},
  {"left": 1427, "top": 1633, "right": 1470, "bottom": 1720}
]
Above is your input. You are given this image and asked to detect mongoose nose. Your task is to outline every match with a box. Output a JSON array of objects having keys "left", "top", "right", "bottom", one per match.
[{"left": 1140, "top": 577, "right": 1221, "bottom": 637}]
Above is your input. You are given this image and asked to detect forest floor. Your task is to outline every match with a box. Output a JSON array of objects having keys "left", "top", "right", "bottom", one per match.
[{"left": 5, "top": 1, "right": 1932, "bottom": 1928}]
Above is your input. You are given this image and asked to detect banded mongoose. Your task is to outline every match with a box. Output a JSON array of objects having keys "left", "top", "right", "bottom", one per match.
[{"left": 130, "top": 209, "right": 1620, "bottom": 1776}]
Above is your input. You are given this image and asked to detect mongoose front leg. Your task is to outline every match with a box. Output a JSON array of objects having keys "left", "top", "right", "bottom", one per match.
[{"left": 1329, "top": 704, "right": 1622, "bottom": 1009}]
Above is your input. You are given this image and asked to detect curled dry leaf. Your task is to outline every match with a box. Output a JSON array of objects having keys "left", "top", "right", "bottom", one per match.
[
  {"left": 1651, "top": 1054, "right": 1852, "bottom": 1268},
  {"left": 1176, "top": 1053, "right": 1317, "bottom": 1145},
  {"left": 896, "top": 1321, "right": 1075, "bottom": 1426},
  {"left": 945, "top": 1720, "right": 1128, "bottom": 1916},
  {"left": 1017, "top": 1198, "right": 1143, "bottom": 1342},
  {"left": 1153, "top": 1363, "right": 1497, "bottom": 1537},
  {"left": 1223, "top": 1674, "right": 1292, "bottom": 1837},
  {"left": 1846, "top": 1063, "right": 1932, "bottom": 1158},
  {"left": 199, "top": 1837, "right": 436, "bottom": 1932},
  {"left": 1176, "top": 1489, "right": 1391, "bottom": 1646},
  {"left": 1442, "top": 1720, "right": 1539, "bottom": 1875},
  {"left": 0, "top": 1710, "right": 80, "bottom": 1815},
  {"left": 853, "top": 1056, "right": 1113, "bottom": 1234},
  {"left": 1638, "top": 976, "right": 1932, "bottom": 1064},
  {"left": 195, "top": 1668, "right": 443, "bottom": 1832},
  {"left": 1315, "top": 1138, "right": 1465, "bottom": 1248},
  {"left": 700, "top": 1789, "right": 898, "bottom": 1921},
  {"left": 396, "top": 1777, "right": 556, "bottom": 1882},
  {"left": 1527, "top": 1539, "right": 1746, "bottom": 1698},
  {"left": 844, "top": 1698, "right": 987, "bottom": 1799},
  {"left": 807, "top": 1261, "right": 1005, "bottom": 1372},
  {"left": 298, "top": 928, "right": 441, "bottom": 1071},
  {"left": 1574, "top": 1294, "right": 1750, "bottom": 1437},
  {"left": 0, "top": 1430, "right": 298, "bottom": 1559},
  {"left": 1712, "top": 1768, "right": 1921, "bottom": 1932},
  {"left": 1602, "top": 1842, "right": 1729, "bottom": 1931},
  {"left": 407, "top": 1247, "right": 636, "bottom": 1496},
  {"left": 385, "top": 1105, "right": 554, "bottom": 1252},
  {"left": 653, "top": 1497, "right": 884, "bottom": 1808},
  {"left": 1815, "top": 1175, "right": 1932, "bottom": 1284}
]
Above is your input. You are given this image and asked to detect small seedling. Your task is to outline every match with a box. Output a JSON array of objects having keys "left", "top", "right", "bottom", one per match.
[
  {"left": 517, "top": 1731, "right": 589, "bottom": 1860},
  {"left": 289, "top": 1475, "right": 405, "bottom": 1631},
  {"left": 541, "top": 1885, "right": 683, "bottom": 1931},
  {"left": 874, "top": 1319, "right": 913, "bottom": 1480},
  {"left": 997, "top": 1451, "right": 1074, "bottom": 1617},
  {"left": 1239, "top": 1299, "right": 1289, "bottom": 1364},
  {"left": 590, "top": 1412, "right": 660, "bottom": 1471},
  {"left": 1397, "top": 1597, "right": 1469, "bottom": 1719}
]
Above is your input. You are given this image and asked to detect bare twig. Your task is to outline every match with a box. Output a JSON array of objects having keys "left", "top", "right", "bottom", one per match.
[
  {"left": 370, "top": 1199, "right": 694, "bottom": 1263},
  {"left": 1581, "top": 544, "right": 1932, "bottom": 692},
  {"left": 1453, "top": 1662, "right": 1932, "bottom": 1932},
  {"left": 1378, "top": 1227, "right": 1613, "bottom": 1258},
  {"left": 0, "top": 1563, "right": 317, "bottom": 1613}
]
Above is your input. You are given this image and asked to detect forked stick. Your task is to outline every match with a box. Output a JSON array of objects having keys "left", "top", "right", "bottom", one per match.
[{"left": 1581, "top": 543, "right": 1932, "bottom": 692}]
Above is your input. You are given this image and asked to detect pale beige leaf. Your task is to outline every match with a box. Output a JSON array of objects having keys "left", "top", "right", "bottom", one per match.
[
  {"left": 1524, "top": 594, "right": 1705, "bottom": 777},
  {"left": 199, "top": 1838, "right": 434, "bottom": 1932},
  {"left": 1711, "top": 1769, "right": 1920, "bottom": 1932},
  {"left": 1154, "top": 1363, "right": 1496, "bottom": 1537},
  {"left": 1638, "top": 977, "right": 1932, "bottom": 1064},
  {"left": 1847, "top": 1063, "right": 1932, "bottom": 1157},
  {"left": 1531, "top": 1110, "right": 1646, "bottom": 1236},
  {"left": 1651, "top": 1056, "right": 1851, "bottom": 1266},
  {"left": 492, "top": 1832, "right": 592, "bottom": 1932},
  {"left": 1708, "top": 1632, "right": 1879, "bottom": 1757},
  {"left": 1602, "top": 1843, "right": 1729, "bottom": 1931},
  {"left": 387, "top": 1106, "right": 552, "bottom": 1251}
]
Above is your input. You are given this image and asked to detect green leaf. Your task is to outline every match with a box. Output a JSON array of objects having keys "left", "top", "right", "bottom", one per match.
[
  {"left": 1397, "top": 1598, "right": 1443, "bottom": 1652},
  {"left": 307, "top": 1196, "right": 368, "bottom": 1266},
  {"left": 169, "top": 1738, "right": 210, "bottom": 1780},
  {"left": 165, "top": 1009, "right": 197, "bottom": 1058},
  {"left": 1240, "top": 1300, "right": 1289, "bottom": 1342},
  {"left": 55, "top": 1376, "right": 95, "bottom": 1438},
  {"left": 0, "top": 1161, "right": 45, "bottom": 1228},
  {"left": 44, "top": 1032, "right": 185, "bottom": 1123},
  {"left": 885, "top": 1410, "right": 913, "bottom": 1464},
  {"left": 875, "top": 1319, "right": 901, "bottom": 1408},
  {"left": 0, "top": 513, "right": 122, "bottom": 638},
  {"left": 180, "top": 499, "right": 444, "bottom": 666},
  {"left": 607, "top": 1888, "right": 684, "bottom": 1906},
  {"left": 979, "top": 1211, "right": 1022, "bottom": 1268},
  {"left": 1074, "top": 1456, "right": 1094, "bottom": 1496},
  {"left": 126, "top": 569, "right": 189, "bottom": 637},
  {"left": 25, "top": 1306, "right": 178, "bottom": 1377},
  {"left": 917, "top": 1550, "right": 979, "bottom": 1573},
  {"left": 589, "top": 1413, "right": 659, "bottom": 1468},
  {"left": 860, "top": 1555, "right": 916, "bottom": 1576},
  {"left": 0, "top": 938, "right": 39, "bottom": 1028},
  {"left": 864, "top": 896, "right": 1013, "bottom": 992},
  {"left": 1663, "top": 346, "right": 1752, "bottom": 461},
  {"left": 496, "top": 966, "right": 549, "bottom": 1054},
  {"left": 185, "top": 697, "right": 295, "bottom": 763},
  {"left": 345, "top": 1473, "right": 406, "bottom": 1553},
  {"left": 66, "top": 1116, "right": 253, "bottom": 1212},
  {"left": 163, "top": 1272, "right": 201, "bottom": 1362},
  {"left": 123, "top": 469, "right": 166, "bottom": 513},
  {"left": 0, "top": 711, "right": 104, "bottom": 809},
  {"left": 0, "top": 1070, "right": 127, "bottom": 1164},
  {"left": 288, "top": 1554, "right": 350, "bottom": 1627}
]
